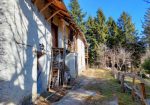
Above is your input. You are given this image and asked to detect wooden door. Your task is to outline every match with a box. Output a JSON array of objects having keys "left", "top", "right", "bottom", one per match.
[{"left": 51, "top": 23, "right": 58, "bottom": 48}]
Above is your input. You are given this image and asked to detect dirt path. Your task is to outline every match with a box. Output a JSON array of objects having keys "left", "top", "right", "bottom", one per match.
[
  {"left": 52, "top": 69, "right": 97, "bottom": 105},
  {"left": 53, "top": 69, "right": 119, "bottom": 105},
  {"left": 37, "top": 69, "right": 140, "bottom": 105}
]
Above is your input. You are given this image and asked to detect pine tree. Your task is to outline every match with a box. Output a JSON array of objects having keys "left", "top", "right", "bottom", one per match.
[
  {"left": 69, "top": 0, "right": 86, "bottom": 33},
  {"left": 95, "top": 9, "right": 108, "bottom": 43},
  {"left": 117, "top": 12, "right": 136, "bottom": 46},
  {"left": 143, "top": 8, "right": 150, "bottom": 47},
  {"left": 86, "top": 16, "right": 98, "bottom": 65},
  {"left": 106, "top": 17, "right": 119, "bottom": 49}
]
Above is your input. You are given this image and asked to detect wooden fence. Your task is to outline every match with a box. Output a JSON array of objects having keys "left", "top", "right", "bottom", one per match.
[{"left": 112, "top": 70, "right": 150, "bottom": 105}]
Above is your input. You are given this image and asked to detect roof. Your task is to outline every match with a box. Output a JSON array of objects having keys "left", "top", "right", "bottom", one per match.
[
  {"left": 34, "top": 0, "right": 87, "bottom": 46},
  {"left": 48, "top": 0, "right": 71, "bottom": 17},
  {"left": 50, "top": 0, "right": 87, "bottom": 46}
]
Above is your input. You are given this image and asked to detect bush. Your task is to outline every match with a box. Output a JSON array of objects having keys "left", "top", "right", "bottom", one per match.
[{"left": 141, "top": 58, "right": 150, "bottom": 74}]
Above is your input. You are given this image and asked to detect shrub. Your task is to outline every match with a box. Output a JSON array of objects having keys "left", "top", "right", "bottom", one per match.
[{"left": 141, "top": 58, "right": 150, "bottom": 74}]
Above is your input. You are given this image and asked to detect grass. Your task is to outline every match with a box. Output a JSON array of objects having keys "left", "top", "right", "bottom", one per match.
[
  {"left": 83, "top": 69, "right": 139, "bottom": 105},
  {"left": 125, "top": 77, "right": 141, "bottom": 85},
  {"left": 146, "top": 86, "right": 150, "bottom": 99},
  {"left": 145, "top": 78, "right": 150, "bottom": 99},
  {"left": 125, "top": 76, "right": 150, "bottom": 99}
]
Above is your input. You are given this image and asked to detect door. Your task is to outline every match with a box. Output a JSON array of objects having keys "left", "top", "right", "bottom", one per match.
[
  {"left": 37, "top": 55, "right": 43, "bottom": 94},
  {"left": 37, "top": 52, "right": 45, "bottom": 94},
  {"left": 51, "top": 23, "right": 58, "bottom": 48}
]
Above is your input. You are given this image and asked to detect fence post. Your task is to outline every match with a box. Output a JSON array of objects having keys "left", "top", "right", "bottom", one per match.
[
  {"left": 121, "top": 74, "right": 125, "bottom": 93},
  {"left": 114, "top": 70, "right": 117, "bottom": 79},
  {"left": 131, "top": 76, "right": 135, "bottom": 101},
  {"left": 140, "top": 83, "right": 146, "bottom": 99},
  {"left": 117, "top": 72, "right": 121, "bottom": 83}
]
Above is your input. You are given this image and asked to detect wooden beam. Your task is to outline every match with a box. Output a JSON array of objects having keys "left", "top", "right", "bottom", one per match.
[
  {"left": 131, "top": 76, "right": 136, "bottom": 100},
  {"left": 140, "top": 83, "right": 146, "bottom": 99},
  {"left": 121, "top": 74, "right": 125, "bottom": 93},
  {"left": 34, "top": 0, "right": 38, "bottom": 5},
  {"left": 47, "top": 10, "right": 61, "bottom": 21},
  {"left": 86, "top": 46, "right": 89, "bottom": 69},
  {"left": 31, "top": 0, "right": 35, "bottom": 3},
  {"left": 40, "top": 0, "right": 55, "bottom": 13}
]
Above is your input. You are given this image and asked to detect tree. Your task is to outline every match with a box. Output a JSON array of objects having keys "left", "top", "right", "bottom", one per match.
[
  {"left": 69, "top": 0, "right": 86, "bottom": 33},
  {"left": 95, "top": 9, "right": 108, "bottom": 43},
  {"left": 117, "top": 12, "right": 136, "bottom": 46},
  {"left": 106, "top": 17, "right": 119, "bottom": 49},
  {"left": 113, "top": 47, "right": 131, "bottom": 71},
  {"left": 85, "top": 14, "right": 107, "bottom": 67},
  {"left": 128, "top": 40, "right": 146, "bottom": 69},
  {"left": 142, "top": 58, "right": 150, "bottom": 74},
  {"left": 141, "top": 48, "right": 150, "bottom": 76},
  {"left": 85, "top": 16, "right": 98, "bottom": 65},
  {"left": 141, "top": 48, "right": 150, "bottom": 64},
  {"left": 90, "top": 9, "right": 108, "bottom": 67},
  {"left": 143, "top": 8, "right": 150, "bottom": 47}
]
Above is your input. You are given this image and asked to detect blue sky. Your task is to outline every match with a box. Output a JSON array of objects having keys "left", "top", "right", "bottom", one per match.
[{"left": 64, "top": 0, "right": 149, "bottom": 35}]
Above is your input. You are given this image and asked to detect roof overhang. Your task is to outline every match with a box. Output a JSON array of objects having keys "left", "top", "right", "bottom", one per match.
[
  {"left": 33, "top": 0, "right": 88, "bottom": 46},
  {"left": 47, "top": 0, "right": 71, "bottom": 18}
]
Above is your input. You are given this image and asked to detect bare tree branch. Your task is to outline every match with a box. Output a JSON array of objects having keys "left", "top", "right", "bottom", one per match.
[{"left": 108, "top": 47, "right": 132, "bottom": 72}]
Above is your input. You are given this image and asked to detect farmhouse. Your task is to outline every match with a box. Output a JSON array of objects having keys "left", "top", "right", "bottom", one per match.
[{"left": 0, "top": 0, "right": 88, "bottom": 104}]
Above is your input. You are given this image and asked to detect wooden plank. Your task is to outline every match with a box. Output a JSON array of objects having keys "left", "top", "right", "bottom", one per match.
[
  {"left": 132, "top": 76, "right": 135, "bottom": 85},
  {"left": 140, "top": 83, "right": 146, "bottom": 99},
  {"left": 86, "top": 47, "right": 89, "bottom": 69},
  {"left": 117, "top": 72, "right": 121, "bottom": 82},
  {"left": 31, "top": 0, "right": 36, "bottom": 3},
  {"left": 124, "top": 83, "right": 132, "bottom": 90},
  {"left": 125, "top": 73, "right": 145, "bottom": 83},
  {"left": 121, "top": 74, "right": 125, "bottom": 92},
  {"left": 40, "top": 0, "right": 55, "bottom": 13},
  {"left": 51, "top": 0, "right": 67, "bottom": 12},
  {"left": 131, "top": 75, "right": 136, "bottom": 100},
  {"left": 132, "top": 88, "right": 136, "bottom": 100},
  {"left": 34, "top": 0, "right": 38, "bottom": 5},
  {"left": 134, "top": 91, "right": 142, "bottom": 99},
  {"left": 47, "top": 10, "right": 61, "bottom": 21}
]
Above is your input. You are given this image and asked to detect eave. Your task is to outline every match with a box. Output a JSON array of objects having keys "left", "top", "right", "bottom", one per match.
[{"left": 32, "top": 0, "right": 88, "bottom": 46}]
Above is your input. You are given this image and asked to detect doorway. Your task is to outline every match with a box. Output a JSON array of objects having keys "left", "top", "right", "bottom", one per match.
[
  {"left": 51, "top": 23, "right": 58, "bottom": 48},
  {"left": 37, "top": 54, "right": 42, "bottom": 94},
  {"left": 37, "top": 52, "right": 45, "bottom": 94}
]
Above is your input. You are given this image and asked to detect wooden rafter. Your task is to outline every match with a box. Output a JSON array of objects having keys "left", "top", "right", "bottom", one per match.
[
  {"left": 40, "top": 0, "right": 55, "bottom": 13},
  {"left": 47, "top": 10, "right": 61, "bottom": 21},
  {"left": 34, "top": 0, "right": 38, "bottom": 5}
]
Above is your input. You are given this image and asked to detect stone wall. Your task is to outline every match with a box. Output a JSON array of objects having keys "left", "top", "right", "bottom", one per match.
[{"left": 0, "top": 0, "right": 52, "bottom": 104}]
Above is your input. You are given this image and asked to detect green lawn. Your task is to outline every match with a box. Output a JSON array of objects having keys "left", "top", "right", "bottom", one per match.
[{"left": 145, "top": 78, "right": 150, "bottom": 98}]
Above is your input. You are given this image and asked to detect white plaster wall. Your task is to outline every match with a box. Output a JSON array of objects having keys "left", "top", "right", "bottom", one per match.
[
  {"left": 0, "top": 0, "right": 52, "bottom": 104},
  {"left": 64, "top": 26, "right": 78, "bottom": 78},
  {"left": 77, "top": 36, "right": 86, "bottom": 75},
  {"left": 65, "top": 53, "right": 77, "bottom": 78}
]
